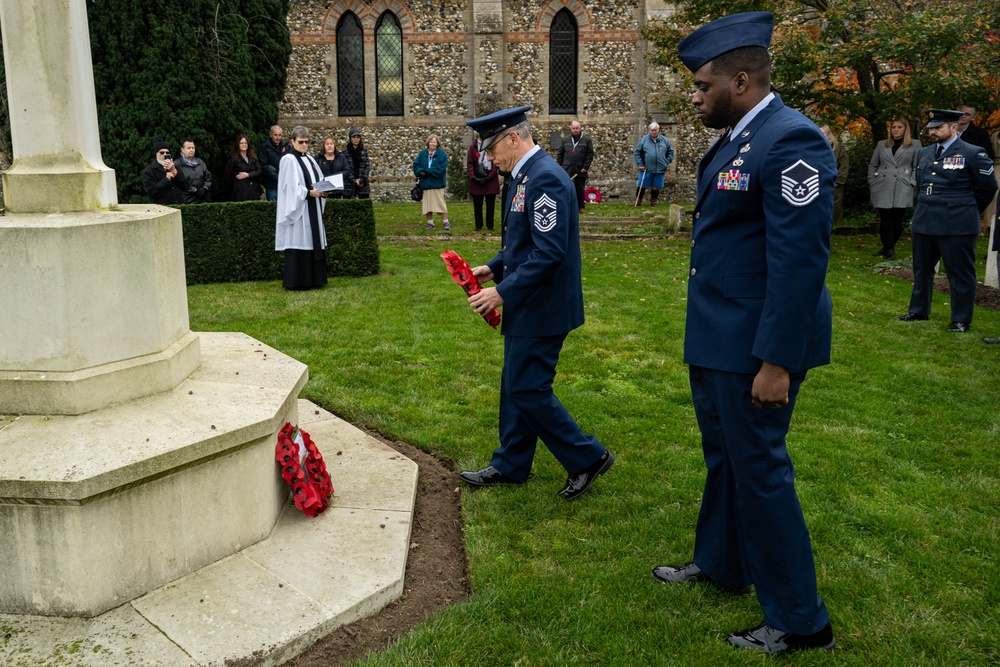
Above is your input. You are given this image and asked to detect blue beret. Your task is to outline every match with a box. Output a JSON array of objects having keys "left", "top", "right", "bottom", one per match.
[
  {"left": 924, "top": 108, "right": 962, "bottom": 128},
  {"left": 466, "top": 106, "right": 532, "bottom": 150},
  {"left": 678, "top": 12, "right": 774, "bottom": 73}
]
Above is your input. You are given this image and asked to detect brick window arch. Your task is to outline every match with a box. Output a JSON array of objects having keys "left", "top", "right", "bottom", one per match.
[
  {"left": 375, "top": 11, "right": 403, "bottom": 116},
  {"left": 549, "top": 8, "right": 577, "bottom": 115},
  {"left": 336, "top": 11, "right": 365, "bottom": 116}
]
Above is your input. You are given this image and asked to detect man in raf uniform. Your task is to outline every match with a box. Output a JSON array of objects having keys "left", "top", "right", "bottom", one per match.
[
  {"left": 458, "top": 106, "right": 614, "bottom": 500},
  {"left": 896, "top": 109, "right": 997, "bottom": 332},
  {"left": 650, "top": 12, "right": 837, "bottom": 654}
]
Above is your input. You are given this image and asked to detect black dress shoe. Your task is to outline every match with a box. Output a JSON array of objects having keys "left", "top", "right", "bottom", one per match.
[
  {"left": 884, "top": 248, "right": 895, "bottom": 260},
  {"left": 726, "top": 621, "right": 835, "bottom": 653},
  {"left": 651, "top": 562, "right": 751, "bottom": 595},
  {"left": 982, "top": 337, "right": 1000, "bottom": 344},
  {"left": 557, "top": 451, "right": 614, "bottom": 500},
  {"left": 895, "top": 313, "right": 928, "bottom": 321},
  {"left": 946, "top": 322, "right": 971, "bottom": 332},
  {"left": 873, "top": 247, "right": 886, "bottom": 257},
  {"left": 458, "top": 466, "right": 520, "bottom": 487}
]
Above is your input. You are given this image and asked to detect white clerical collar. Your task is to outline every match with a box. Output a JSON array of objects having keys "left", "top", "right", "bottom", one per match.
[
  {"left": 512, "top": 145, "right": 541, "bottom": 178},
  {"left": 729, "top": 93, "right": 776, "bottom": 141}
]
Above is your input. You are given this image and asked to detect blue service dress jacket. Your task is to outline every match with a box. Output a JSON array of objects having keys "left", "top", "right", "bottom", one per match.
[
  {"left": 911, "top": 138, "right": 997, "bottom": 236},
  {"left": 685, "top": 95, "right": 835, "bottom": 375},
  {"left": 486, "top": 149, "right": 585, "bottom": 337}
]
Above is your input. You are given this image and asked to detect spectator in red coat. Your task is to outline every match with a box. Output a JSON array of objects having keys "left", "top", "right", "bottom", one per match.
[{"left": 467, "top": 133, "right": 500, "bottom": 231}]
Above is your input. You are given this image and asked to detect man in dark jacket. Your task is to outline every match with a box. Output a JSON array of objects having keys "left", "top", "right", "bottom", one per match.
[
  {"left": 957, "top": 104, "right": 996, "bottom": 233},
  {"left": 958, "top": 104, "right": 995, "bottom": 160},
  {"left": 556, "top": 120, "right": 595, "bottom": 213},
  {"left": 258, "top": 125, "right": 289, "bottom": 201},
  {"left": 142, "top": 139, "right": 187, "bottom": 205}
]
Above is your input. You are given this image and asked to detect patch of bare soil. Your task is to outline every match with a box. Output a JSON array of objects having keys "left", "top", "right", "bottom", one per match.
[
  {"left": 225, "top": 428, "right": 470, "bottom": 667},
  {"left": 285, "top": 431, "right": 470, "bottom": 667},
  {"left": 882, "top": 267, "right": 1000, "bottom": 310}
]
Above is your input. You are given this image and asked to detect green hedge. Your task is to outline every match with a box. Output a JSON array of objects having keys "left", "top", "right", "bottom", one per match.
[{"left": 177, "top": 199, "right": 379, "bottom": 285}]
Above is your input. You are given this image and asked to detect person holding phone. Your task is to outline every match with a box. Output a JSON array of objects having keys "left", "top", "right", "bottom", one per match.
[{"left": 142, "top": 138, "right": 188, "bottom": 205}]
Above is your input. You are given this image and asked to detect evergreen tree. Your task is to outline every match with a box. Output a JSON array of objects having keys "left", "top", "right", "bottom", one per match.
[
  {"left": 0, "top": 1, "right": 291, "bottom": 204},
  {"left": 89, "top": 0, "right": 291, "bottom": 202}
]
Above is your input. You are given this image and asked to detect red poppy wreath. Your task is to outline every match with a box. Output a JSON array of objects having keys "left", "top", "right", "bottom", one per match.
[
  {"left": 441, "top": 249, "right": 501, "bottom": 329},
  {"left": 275, "top": 422, "right": 334, "bottom": 517}
]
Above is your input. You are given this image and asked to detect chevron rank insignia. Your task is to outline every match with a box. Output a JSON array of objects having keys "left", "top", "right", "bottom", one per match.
[
  {"left": 533, "top": 193, "right": 557, "bottom": 232},
  {"left": 781, "top": 160, "right": 820, "bottom": 207}
]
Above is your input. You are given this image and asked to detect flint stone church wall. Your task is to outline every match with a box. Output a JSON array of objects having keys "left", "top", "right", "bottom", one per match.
[{"left": 282, "top": 0, "right": 709, "bottom": 202}]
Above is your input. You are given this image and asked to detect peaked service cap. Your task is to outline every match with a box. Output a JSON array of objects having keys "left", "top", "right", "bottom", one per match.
[
  {"left": 466, "top": 106, "right": 532, "bottom": 150},
  {"left": 677, "top": 12, "right": 774, "bottom": 73},
  {"left": 924, "top": 109, "right": 962, "bottom": 128}
]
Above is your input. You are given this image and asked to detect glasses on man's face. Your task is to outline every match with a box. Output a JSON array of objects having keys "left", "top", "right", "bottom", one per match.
[
  {"left": 295, "top": 139, "right": 310, "bottom": 145},
  {"left": 485, "top": 132, "right": 513, "bottom": 157},
  {"left": 158, "top": 150, "right": 170, "bottom": 156}
]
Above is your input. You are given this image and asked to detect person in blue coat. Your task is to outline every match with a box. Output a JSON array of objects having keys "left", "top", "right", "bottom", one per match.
[
  {"left": 895, "top": 108, "right": 998, "bottom": 332},
  {"left": 458, "top": 106, "right": 614, "bottom": 501},
  {"left": 650, "top": 13, "right": 837, "bottom": 655},
  {"left": 412, "top": 135, "right": 450, "bottom": 231},
  {"left": 632, "top": 122, "right": 674, "bottom": 206}
]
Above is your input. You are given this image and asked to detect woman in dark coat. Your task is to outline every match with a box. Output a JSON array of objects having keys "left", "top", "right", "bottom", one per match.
[
  {"left": 223, "top": 134, "right": 262, "bottom": 201},
  {"left": 345, "top": 128, "right": 370, "bottom": 199},
  {"left": 868, "top": 118, "right": 921, "bottom": 259},
  {"left": 315, "top": 136, "right": 354, "bottom": 199},
  {"left": 467, "top": 134, "right": 500, "bottom": 231}
]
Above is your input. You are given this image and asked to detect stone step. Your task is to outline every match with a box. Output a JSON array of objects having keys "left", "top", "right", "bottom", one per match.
[{"left": 0, "top": 399, "right": 418, "bottom": 666}]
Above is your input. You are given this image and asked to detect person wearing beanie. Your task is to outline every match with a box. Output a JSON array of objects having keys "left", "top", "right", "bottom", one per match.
[
  {"left": 345, "top": 128, "right": 370, "bottom": 199},
  {"left": 142, "top": 138, "right": 188, "bottom": 205}
]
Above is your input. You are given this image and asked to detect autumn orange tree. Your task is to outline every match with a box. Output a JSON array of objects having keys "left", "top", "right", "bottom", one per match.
[{"left": 644, "top": 0, "right": 1000, "bottom": 145}]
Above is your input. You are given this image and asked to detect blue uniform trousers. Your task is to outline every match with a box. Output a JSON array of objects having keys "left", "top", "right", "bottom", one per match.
[
  {"left": 690, "top": 365, "right": 829, "bottom": 635},
  {"left": 908, "top": 232, "right": 977, "bottom": 323},
  {"left": 490, "top": 334, "right": 605, "bottom": 481}
]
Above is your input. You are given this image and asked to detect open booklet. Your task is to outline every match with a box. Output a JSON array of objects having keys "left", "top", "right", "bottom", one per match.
[{"left": 313, "top": 173, "right": 345, "bottom": 193}]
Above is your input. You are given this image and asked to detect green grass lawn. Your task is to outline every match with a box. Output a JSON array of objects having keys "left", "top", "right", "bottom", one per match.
[{"left": 188, "top": 203, "right": 1000, "bottom": 666}]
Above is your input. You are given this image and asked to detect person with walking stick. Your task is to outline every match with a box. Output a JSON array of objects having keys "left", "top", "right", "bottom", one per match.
[{"left": 633, "top": 122, "right": 674, "bottom": 206}]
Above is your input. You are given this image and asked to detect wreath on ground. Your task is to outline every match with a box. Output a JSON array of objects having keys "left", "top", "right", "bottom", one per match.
[{"left": 275, "top": 423, "right": 334, "bottom": 517}]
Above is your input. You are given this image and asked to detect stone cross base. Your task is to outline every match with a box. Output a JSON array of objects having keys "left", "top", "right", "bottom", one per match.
[
  {"left": 0, "top": 333, "right": 307, "bottom": 617},
  {"left": 0, "top": 206, "right": 198, "bottom": 415}
]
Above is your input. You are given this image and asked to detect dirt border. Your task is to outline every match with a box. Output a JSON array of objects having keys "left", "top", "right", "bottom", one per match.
[{"left": 274, "top": 429, "right": 470, "bottom": 667}]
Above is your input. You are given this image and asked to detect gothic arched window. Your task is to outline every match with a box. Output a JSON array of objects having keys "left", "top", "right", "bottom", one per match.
[
  {"left": 336, "top": 12, "right": 365, "bottom": 116},
  {"left": 549, "top": 8, "right": 577, "bottom": 115},
  {"left": 375, "top": 12, "right": 403, "bottom": 116}
]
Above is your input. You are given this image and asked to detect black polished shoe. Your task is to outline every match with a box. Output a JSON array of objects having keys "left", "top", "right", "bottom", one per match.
[
  {"left": 458, "top": 466, "right": 520, "bottom": 487},
  {"left": 873, "top": 247, "right": 886, "bottom": 257},
  {"left": 895, "top": 313, "right": 928, "bottom": 321},
  {"left": 884, "top": 248, "right": 895, "bottom": 260},
  {"left": 557, "top": 451, "right": 614, "bottom": 500},
  {"left": 946, "top": 321, "right": 971, "bottom": 333},
  {"left": 651, "top": 562, "right": 751, "bottom": 595},
  {"left": 982, "top": 337, "right": 1000, "bottom": 344},
  {"left": 726, "top": 621, "right": 835, "bottom": 654}
]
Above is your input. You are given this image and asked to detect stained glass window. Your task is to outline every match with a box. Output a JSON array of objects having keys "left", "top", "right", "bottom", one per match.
[{"left": 376, "top": 12, "right": 403, "bottom": 116}]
